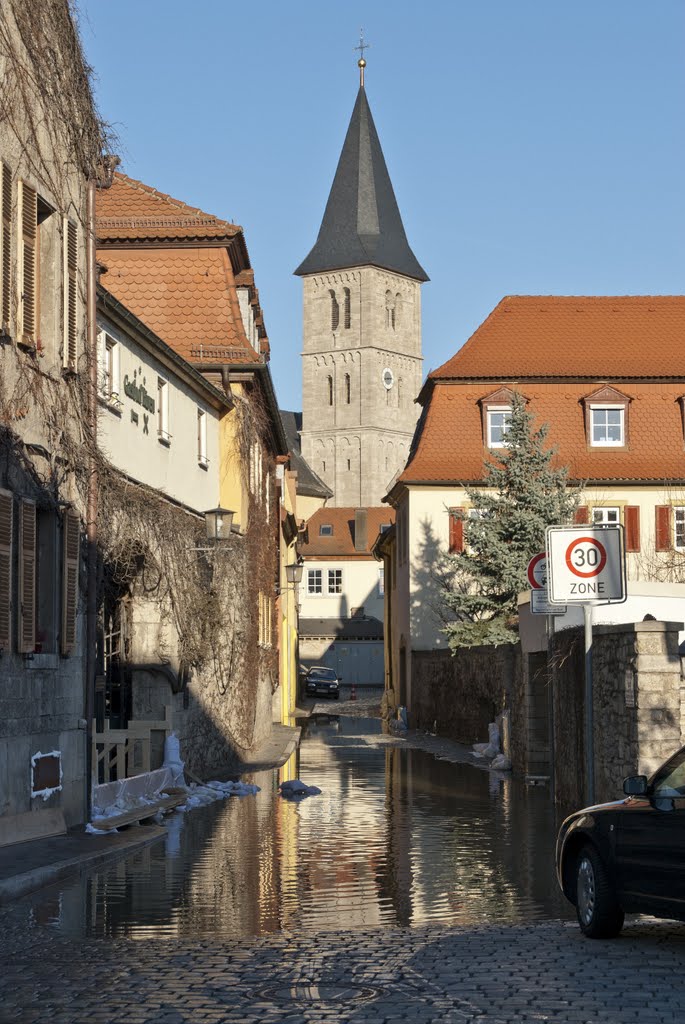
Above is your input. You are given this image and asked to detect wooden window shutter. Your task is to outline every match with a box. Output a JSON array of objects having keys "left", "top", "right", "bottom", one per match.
[
  {"left": 1, "top": 163, "right": 11, "bottom": 331},
  {"left": 448, "top": 507, "right": 464, "bottom": 554},
  {"left": 18, "top": 499, "right": 36, "bottom": 653},
  {"left": 18, "top": 182, "right": 37, "bottom": 345},
  {"left": 64, "top": 219, "right": 77, "bottom": 368},
  {"left": 61, "top": 507, "right": 80, "bottom": 655},
  {"left": 574, "top": 505, "right": 589, "bottom": 524},
  {"left": 655, "top": 505, "right": 672, "bottom": 552},
  {"left": 624, "top": 506, "right": 640, "bottom": 552},
  {"left": 0, "top": 490, "right": 12, "bottom": 652}
]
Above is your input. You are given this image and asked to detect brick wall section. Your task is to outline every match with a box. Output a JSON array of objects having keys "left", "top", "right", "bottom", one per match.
[
  {"left": 410, "top": 645, "right": 524, "bottom": 765},
  {"left": 553, "top": 621, "right": 683, "bottom": 810}
]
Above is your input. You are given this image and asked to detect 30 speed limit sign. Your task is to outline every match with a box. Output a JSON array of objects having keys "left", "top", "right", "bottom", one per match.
[{"left": 546, "top": 525, "right": 626, "bottom": 603}]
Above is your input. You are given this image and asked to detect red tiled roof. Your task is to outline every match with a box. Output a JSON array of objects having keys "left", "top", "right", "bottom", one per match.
[
  {"left": 301, "top": 507, "right": 395, "bottom": 558},
  {"left": 100, "top": 247, "right": 259, "bottom": 363},
  {"left": 98, "top": 172, "right": 241, "bottom": 243},
  {"left": 431, "top": 296, "right": 685, "bottom": 381},
  {"left": 400, "top": 381, "right": 685, "bottom": 485}
]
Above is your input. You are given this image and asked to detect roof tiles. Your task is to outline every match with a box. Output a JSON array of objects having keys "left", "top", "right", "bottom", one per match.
[
  {"left": 431, "top": 296, "right": 685, "bottom": 380},
  {"left": 301, "top": 507, "right": 395, "bottom": 558}
]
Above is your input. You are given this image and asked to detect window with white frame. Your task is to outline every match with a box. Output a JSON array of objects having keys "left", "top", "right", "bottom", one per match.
[
  {"left": 157, "top": 377, "right": 170, "bottom": 443},
  {"left": 327, "top": 569, "right": 342, "bottom": 594},
  {"left": 307, "top": 569, "right": 322, "bottom": 595},
  {"left": 197, "top": 408, "right": 208, "bottom": 468},
  {"left": 675, "top": 507, "right": 685, "bottom": 551},
  {"left": 378, "top": 567, "right": 385, "bottom": 596},
  {"left": 97, "top": 331, "right": 119, "bottom": 401},
  {"left": 319, "top": 523, "right": 333, "bottom": 537},
  {"left": 590, "top": 405, "right": 624, "bottom": 446},
  {"left": 487, "top": 406, "right": 512, "bottom": 448},
  {"left": 592, "top": 506, "right": 620, "bottom": 526}
]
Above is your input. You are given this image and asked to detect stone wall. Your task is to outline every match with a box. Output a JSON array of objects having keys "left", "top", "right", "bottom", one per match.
[
  {"left": 553, "top": 621, "right": 683, "bottom": 810},
  {"left": 410, "top": 644, "right": 524, "bottom": 766}
]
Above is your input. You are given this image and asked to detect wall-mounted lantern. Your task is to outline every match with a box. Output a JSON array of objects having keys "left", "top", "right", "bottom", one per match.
[{"left": 204, "top": 507, "right": 235, "bottom": 543}]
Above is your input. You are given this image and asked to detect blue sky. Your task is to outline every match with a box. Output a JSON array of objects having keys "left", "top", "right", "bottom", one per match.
[{"left": 79, "top": 1, "right": 685, "bottom": 412}]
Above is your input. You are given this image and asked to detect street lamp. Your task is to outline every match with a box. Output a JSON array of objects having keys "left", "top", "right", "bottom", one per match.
[
  {"left": 204, "top": 507, "right": 235, "bottom": 543},
  {"left": 282, "top": 560, "right": 303, "bottom": 716},
  {"left": 285, "top": 562, "right": 303, "bottom": 587}
]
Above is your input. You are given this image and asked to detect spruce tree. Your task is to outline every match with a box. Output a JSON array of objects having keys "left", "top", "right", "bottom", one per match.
[{"left": 439, "top": 392, "right": 577, "bottom": 649}]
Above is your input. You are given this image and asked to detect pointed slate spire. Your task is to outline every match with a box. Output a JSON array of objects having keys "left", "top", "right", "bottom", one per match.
[{"left": 295, "top": 86, "right": 428, "bottom": 282}]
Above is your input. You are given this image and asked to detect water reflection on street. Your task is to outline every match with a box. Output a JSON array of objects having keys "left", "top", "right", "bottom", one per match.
[{"left": 28, "top": 713, "right": 570, "bottom": 940}]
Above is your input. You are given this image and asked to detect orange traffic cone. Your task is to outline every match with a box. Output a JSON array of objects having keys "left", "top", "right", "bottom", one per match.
[{"left": 350, "top": 684, "right": 357, "bottom": 701}]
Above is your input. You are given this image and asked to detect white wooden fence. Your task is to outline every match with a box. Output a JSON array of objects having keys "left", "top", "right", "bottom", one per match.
[{"left": 92, "top": 705, "right": 173, "bottom": 782}]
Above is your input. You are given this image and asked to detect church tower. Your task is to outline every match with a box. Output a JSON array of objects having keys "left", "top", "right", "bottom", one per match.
[{"left": 295, "top": 59, "right": 428, "bottom": 508}]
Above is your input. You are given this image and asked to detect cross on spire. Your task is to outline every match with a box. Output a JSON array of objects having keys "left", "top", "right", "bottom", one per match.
[{"left": 354, "top": 30, "right": 370, "bottom": 86}]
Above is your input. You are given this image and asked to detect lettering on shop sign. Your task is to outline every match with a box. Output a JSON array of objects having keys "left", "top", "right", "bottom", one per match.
[
  {"left": 131, "top": 410, "right": 138, "bottom": 425},
  {"left": 123, "top": 372, "right": 156, "bottom": 414}
]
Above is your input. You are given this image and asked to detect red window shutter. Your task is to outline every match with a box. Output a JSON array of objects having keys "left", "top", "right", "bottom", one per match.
[
  {"left": 655, "top": 505, "right": 672, "bottom": 552},
  {"left": 61, "top": 508, "right": 80, "bottom": 655},
  {"left": 18, "top": 499, "right": 36, "bottom": 653},
  {"left": 0, "top": 490, "right": 12, "bottom": 652},
  {"left": 574, "top": 505, "right": 589, "bottom": 524},
  {"left": 624, "top": 506, "right": 640, "bottom": 552},
  {"left": 1, "top": 162, "right": 11, "bottom": 331},
  {"left": 448, "top": 507, "right": 464, "bottom": 553}
]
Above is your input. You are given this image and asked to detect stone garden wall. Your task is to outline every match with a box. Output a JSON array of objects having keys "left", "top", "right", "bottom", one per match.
[
  {"left": 553, "top": 621, "right": 682, "bottom": 810},
  {"left": 410, "top": 645, "right": 524, "bottom": 768}
]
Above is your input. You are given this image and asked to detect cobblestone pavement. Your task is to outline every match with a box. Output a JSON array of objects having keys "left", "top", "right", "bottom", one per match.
[{"left": 2, "top": 903, "right": 685, "bottom": 1023}]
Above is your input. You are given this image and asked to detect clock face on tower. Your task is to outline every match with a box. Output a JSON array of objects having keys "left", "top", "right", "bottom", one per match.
[{"left": 382, "top": 368, "right": 394, "bottom": 390}]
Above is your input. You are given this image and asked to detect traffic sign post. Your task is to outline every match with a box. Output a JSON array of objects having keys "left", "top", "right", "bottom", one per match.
[{"left": 545, "top": 525, "right": 626, "bottom": 805}]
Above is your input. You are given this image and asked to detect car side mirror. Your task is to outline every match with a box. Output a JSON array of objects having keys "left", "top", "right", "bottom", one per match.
[{"left": 623, "top": 775, "right": 649, "bottom": 796}]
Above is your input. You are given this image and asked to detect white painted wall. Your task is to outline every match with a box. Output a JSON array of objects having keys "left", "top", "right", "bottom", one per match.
[
  {"left": 403, "top": 482, "right": 685, "bottom": 653},
  {"left": 97, "top": 314, "right": 220, "bottom": 514},
  {"left": 300, "top": 558, "right": 385, "bottom": 621}
]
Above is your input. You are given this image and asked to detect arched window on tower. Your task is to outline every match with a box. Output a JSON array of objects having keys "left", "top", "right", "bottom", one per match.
[
  {"left": 397, "top": 377, "right": 403, "bottom": 407},
  {"left": 327, "top": 374, "right": 333, "bottom": 406},
  {"left": 385, "top": 290, "right": 393, "bottom": 329},
  {"left": 343, "top": 288, "right": 351, "bottom": 329},
  {"left": 395, "top": 293, "right": 402, "bottom": 329},
  {"left": 345, "top": 373, "right": 351, "bottom": 404},
  {"left": 330, "top": 290, "right": 339, "bottom": 331}
]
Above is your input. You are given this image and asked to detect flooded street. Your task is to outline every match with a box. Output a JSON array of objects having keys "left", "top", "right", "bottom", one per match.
[{"left": 23, "top": 705, "right": 569, "bottom": 942}]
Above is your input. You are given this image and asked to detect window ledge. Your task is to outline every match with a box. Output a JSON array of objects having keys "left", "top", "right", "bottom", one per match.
[{"left": 98, "top": 395, "right": 123, "bottom": 416}]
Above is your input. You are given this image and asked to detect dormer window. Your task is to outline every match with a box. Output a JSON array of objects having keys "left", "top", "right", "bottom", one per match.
[
  {"left": 319, "top": 523, "right": 333, "bottom": 537},
  {"left": 590, "top": 405, "right": 624, "bottom": 446},
  {"left": 479, "top": 386, "right": 519, "bottom": 449},
  {"left": 487, "top": 406, "right": 512, "bottom": 448},
  {"left": 582, "top": 386, "right": 630, "bottom": 448}
]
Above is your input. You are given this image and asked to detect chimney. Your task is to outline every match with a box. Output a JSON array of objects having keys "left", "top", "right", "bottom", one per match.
[{"left": 354, "top": 508, "right": 368, "bottom": 552}]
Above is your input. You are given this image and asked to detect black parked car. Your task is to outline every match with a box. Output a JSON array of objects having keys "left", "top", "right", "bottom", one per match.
[
  {"left": 557, "top": 744, "right": 685, "bottom": 938},
  {"left": 304, "top": 666, "right": 340, "bottom": 700}
]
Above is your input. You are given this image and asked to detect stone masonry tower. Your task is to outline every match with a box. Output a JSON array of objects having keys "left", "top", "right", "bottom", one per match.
[{"left": 295, "top": 61, "right": 428, "bottom": 508}]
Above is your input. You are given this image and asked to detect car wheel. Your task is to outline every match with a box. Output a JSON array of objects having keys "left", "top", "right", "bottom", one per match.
[{"left": 575, "top": 844, "right": 624, "bottom": 938}]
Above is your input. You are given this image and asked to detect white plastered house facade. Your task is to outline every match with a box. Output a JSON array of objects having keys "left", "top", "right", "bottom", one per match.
[{"left": 385, "top": 296, "right": 685, "bottom": 712}]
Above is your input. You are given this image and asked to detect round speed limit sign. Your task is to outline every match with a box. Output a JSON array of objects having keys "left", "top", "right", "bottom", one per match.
[{"left": 565, "top": 536, "right": 607, "bottom": 578}]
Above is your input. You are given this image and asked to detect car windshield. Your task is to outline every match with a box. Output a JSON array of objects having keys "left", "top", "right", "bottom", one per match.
[
  {"left": 651, "top": 747, "right": 685, "bottom": 796},
  {"left": 307, "top": 668, "right": 337, "bottom": 681}
]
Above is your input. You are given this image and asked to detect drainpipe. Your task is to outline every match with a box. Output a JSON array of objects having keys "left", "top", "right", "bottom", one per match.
[{"left": 84, "top": 178, "right": 98, "bottom": 822}]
